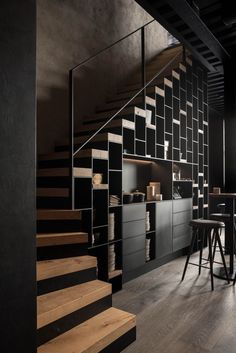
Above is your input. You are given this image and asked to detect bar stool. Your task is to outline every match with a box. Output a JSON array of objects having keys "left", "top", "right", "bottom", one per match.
[
  {"left": 182, "top": 219, "right": 230, "bottom": 290},
  {"left": 210, "top": 209, "right": 236, "bottom": 258},
  {"left": 210, "top": 213, "right": 230, "bottom": 259}
]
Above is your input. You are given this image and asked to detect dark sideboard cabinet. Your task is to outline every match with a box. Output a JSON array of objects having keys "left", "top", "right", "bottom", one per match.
[{"left": 122, "top": 199, "right": 192, "bottom": 281}]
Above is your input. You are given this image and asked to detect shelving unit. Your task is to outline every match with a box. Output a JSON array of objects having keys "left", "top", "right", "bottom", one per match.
[
  {"left": 74, "top": 55, "right": 209, "bottom": 288},
  {"left": 120, "top": 57, "right": 208, "bottom": 281}
]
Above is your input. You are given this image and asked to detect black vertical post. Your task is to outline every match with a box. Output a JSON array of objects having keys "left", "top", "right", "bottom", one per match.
[
  {"left": 0, "top": 1, "right": 36, "bottom": 352},
  {"left": 69, "top": 70, "right": 75, "bottom": 210},
  {"left": 224, "top": 52, "right": 236, "bottom": 192},
  {"left": 141, "top": 26, "right": 146, "bottom": 110},
  {"left": 182, "top": 46, "right": 186, "bottom": 64}
]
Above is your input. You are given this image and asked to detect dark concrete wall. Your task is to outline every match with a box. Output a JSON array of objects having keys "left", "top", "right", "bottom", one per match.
[
  {"left": 37, "top": 0, "right": 168, "bottom": 153},
  {"left": 0, "top": 1, "right": 36, "bottom": 352}
]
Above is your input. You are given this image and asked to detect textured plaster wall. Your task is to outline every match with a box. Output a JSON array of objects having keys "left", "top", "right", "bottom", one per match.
[{"left": 37, "top": 0, "right": 168, "bottom": 153}]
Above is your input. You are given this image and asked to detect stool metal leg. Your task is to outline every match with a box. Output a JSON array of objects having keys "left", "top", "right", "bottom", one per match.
[
  {"left": 182, "top": 228, "right": 197, "bottom": 281},
  {"left": 199, "top": 228, "right": 205, "bottom": 275},
  {"left": 215, "top": 229, "right": 230, "bottom": 284},
  {"left": 212, "top": 229, "right": 218, "bottom": 261},
  {"left": 207, "top": 228, "right": 214, "bottom": 291}
]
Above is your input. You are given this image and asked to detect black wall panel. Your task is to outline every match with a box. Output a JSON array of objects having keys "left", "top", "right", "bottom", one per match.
[
  {"left": 225, "top": 55, "right": 236, "bottom": 192},
  {"left": 0, "top": 1, "right": 36, "bottom": 352}
]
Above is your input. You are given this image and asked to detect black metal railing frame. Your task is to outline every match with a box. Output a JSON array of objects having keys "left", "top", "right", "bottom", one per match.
[{"left": 68, "top": 19, "right": 183, "bottom": 209}]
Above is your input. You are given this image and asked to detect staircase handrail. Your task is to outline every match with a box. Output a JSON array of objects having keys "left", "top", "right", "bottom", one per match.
[{"left": 73, "top": 47, "right": 182, "bottom": 156}]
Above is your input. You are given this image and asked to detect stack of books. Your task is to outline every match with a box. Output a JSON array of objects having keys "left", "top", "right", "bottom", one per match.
[
  {"left": 108, "top": 213, "right": 115, "bottom": 241},
  {"left": 145, "top": 238, "right": 151, "bottom": 262},
  {"left": 108, "top": 244, "right": 116, "bottom": 272},
  {"left": 146, "top": 211, "right": 150, "bottom": 231},
  {"left": 110, "top": 195, "right": 120, "bottom": 206}
]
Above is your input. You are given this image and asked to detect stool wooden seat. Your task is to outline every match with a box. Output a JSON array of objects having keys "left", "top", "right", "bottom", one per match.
[
  {"left": 182, "top": 219, "right": 229, "bottom": 290},
  {"left": 210, "top": 213, "right": 230, "bottom": 221},
  {"left": 190, "top": 219, "right": 225, "bottom": 228}
]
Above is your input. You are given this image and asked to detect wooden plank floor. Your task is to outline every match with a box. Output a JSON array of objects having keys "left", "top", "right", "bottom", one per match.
[{"left": 113, "top": 249, "right": 236, "bottom": 353}]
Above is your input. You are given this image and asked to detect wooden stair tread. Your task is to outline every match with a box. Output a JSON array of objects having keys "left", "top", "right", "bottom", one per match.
[
  {"left": 37, "top": 209, "right": 82, "bottom": 220},
  {"left": 36, "top": 232, "right": 88, "bottom": 247},
  {"left": 37, "top": 307, "right": 136, "bottom": 353},
  {"left": 57, "top": 132, "right": 122, "bottom": 147},
  {"left": 80, "top": 106, "right": 145, "bottom": 127},
  {"left": 38, "top": 149, "right": 107, "bottom": 161},
  {"left": 37, "top": 256, "right": 97, "bottom": 282},
  {"left": 37, "top": 188, "right": 69, "bottom": 198},
  {"left": 108, "top": 269, "right": 123, "bottom": 280},
  {"left": 37, "top": 167, "right": 92, "bottom": 178},
  {"left": 89, "top": 105, "right": 136, "bottom": 120},
  {"left": 74, "top": 132, "right": 122, "bottom": 145},
  {"left": 76, "top": 148, "right": 108, "bottom": 160},
  {"left": 37, "top": 280, "right": 111, "bottom": 329},
  {"left": 78, "top": 118, "right": 135, "bottom": 134},
  {"left": 97, "top": 95, "right": 151, "bottom": 112}
]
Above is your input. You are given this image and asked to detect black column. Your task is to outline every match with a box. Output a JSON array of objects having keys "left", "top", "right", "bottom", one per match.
[
  {"left": 0, "top": 1, "right": 36, "bottom": 353},
  {"left": 208, "top": 107, "right": 224, "bottom": 212},
  {"left": 225, "top": 52, "right": 236, "bottom": 192}
]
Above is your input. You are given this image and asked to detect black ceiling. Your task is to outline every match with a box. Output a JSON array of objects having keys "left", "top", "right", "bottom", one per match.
[{"left": 136, "top": 0, "right": 236, "bottom": 114}]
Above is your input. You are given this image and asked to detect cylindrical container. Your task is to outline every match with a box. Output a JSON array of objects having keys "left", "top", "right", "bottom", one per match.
[
  {"left": 132, "top": 190, "right": 145, "bottom": 203},
  {"left": 123, "top": 192, "right": 133, "bottom": 204},
  {"left": 155, "top": 194, "right": 163, "bottom": 201},
  {"left": 146, "top": 185, "right": 155, "bottom": 201}
]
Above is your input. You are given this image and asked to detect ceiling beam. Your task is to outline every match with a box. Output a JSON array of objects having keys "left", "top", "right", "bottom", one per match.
[
  {"left": 165, "top": 0, "right": 230, "bottom": 63},
  {"left": 135, "top": 0, "right": 220, "bottom": 72}
]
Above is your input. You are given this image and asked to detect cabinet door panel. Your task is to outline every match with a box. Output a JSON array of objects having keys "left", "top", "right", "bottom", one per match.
[
  {"left": 173, "top": 210, "right": 192, "bottom": 226},
  {"left": 173, "top": 198, "right": 192, "bottom": 213},
  {"left": 156, "top": 201, "right": 172, "bottom": 258},
  {"left": 123, "top": 250, "right": 145, "bottom": 272},
  {"left": 123, "top": 204, "right": 145, "bottom": 222},
  {"left": 123, "top": 234, "right": 145, "bottom": 256},
  {"left": 173, "top": 223, "right": 191, "bottom": 251},
  {"left": 123, "top": 219, "right": 145, "bottom": 238}
]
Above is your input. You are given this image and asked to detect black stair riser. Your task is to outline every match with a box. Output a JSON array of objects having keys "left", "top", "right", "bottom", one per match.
[
  {"left": 55, "top": 139, "right": 118, "bottom": 152},
  {"left": 100, "top": 327, "right": 136, "bottom": 353},
  {"left": 37, "top": 220, "right": 82, "bottom": 233},
  {"left": 37, "top": 243, "right": 88, "bottom": 261},
  {"left": 82, "top": 114, "right": 134, "bottom": 126},
  {"left": 38, "top": 160, "right": 71, "bottom": 168},
  {"left": 76, "top": 126, "right": 122, "bottom": 137},
  {"left": 37, "top": 197, "right": 70, "bottom": 209},
  {"left": 37, "top": 295, "right": 112, "bottom": 347},
  {"left": 38, "top": 159, "right": 91, "bottom": 169},
  {"left": 37, "top": 267, "right": 97, "bottom": 295},
  {"left": 37, "top": 177, "right": 70, "bottom": 188},
  {"left": 96, "top": 100, "right": 144, "bottom": 115}
]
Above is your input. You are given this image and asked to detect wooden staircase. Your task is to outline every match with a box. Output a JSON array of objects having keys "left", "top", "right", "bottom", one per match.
[
  {"left": 36, "top": 44, "right": 184, "bottom": 352},
  {"left": 37, "top": 256, "right": 136, "bottom": 351}
]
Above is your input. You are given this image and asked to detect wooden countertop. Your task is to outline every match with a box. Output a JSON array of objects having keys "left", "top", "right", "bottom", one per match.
[{"left": 209, "top": 193, "right": 236, "bottom": 198}]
